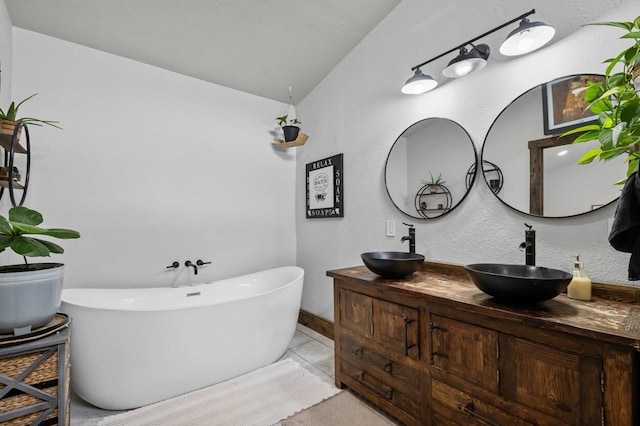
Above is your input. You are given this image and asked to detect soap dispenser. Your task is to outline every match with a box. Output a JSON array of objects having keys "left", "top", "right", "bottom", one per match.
[{"left": 567, "top": 255, "right": 591, "bottom": 301}]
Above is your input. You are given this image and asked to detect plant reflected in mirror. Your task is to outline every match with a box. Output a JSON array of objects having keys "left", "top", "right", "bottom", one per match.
[{"left": 385, "top": 118, "right": 477, "bottom": 219}]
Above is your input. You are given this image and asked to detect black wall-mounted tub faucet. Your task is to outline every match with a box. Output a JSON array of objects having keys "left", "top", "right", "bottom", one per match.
[{"left": 185, "top": 260, "right": 198, "bottom": 275}]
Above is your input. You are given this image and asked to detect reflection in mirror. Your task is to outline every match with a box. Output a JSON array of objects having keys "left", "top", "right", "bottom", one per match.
[
  {"left": 385, "top": 118, "right": 477, "bottom": 219},
  {"left": 482, "top": 74, "right": 625, "bottom": 218}
]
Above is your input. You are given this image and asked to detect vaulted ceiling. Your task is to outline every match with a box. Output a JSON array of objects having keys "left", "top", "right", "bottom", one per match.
[{"left": 4, "top": 0, "right": 402, "bottom": 103}]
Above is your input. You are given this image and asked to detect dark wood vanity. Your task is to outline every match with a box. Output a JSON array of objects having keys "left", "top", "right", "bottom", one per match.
[{"left": 328, "top": 261, "right": 639, "bottom": 425}]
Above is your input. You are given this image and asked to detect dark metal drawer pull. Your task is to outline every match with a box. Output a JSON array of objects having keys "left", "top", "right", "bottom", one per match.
[
  {"left": 353, "top": 347, "right": 364, "bottom": 358},
  {"left": 458, "top": 402, "right": 500, "bottom": 426},
  {"left": 428, "top": 321, "right": 447, "bottom": 364},
  {"left": 403, "top": 315, "right": 418, "bottom": 357},
  {"left": 351, "top": 373, "right": 393, "bottom": 400},
  {"left": 383, "top": 362, "right": 393, "bottom": 375}
]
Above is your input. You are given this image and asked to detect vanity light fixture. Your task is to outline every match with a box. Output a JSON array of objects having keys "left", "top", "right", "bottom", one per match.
[
  {"left": 401, "top": 68, "right": 438, "bottom": 94},
  {"left": 499, "top": 17, "right": 556, "bottom": 56},
  {"left": 401, "top": 9, "right": 555, "bottom": 95},
  {"left": 442, "top": 44, "right": 490, "bottom": 78}
]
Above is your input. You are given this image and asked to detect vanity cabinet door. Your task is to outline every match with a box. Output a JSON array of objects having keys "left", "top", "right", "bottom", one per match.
[
  {"left": 429, "top": 314, "right": 499, "bottom": 392},
  {"left": 373, "top": 298, "right": 419, "bottom": 360},
  {"left": 500, "top": 335, "right": 603, "bottom": 426},
  {"left": 338, "top": 288, "right": 373, "bottom": 338},
  {"left": 338, "top": 288, "right": 419, "bottom": 359}
]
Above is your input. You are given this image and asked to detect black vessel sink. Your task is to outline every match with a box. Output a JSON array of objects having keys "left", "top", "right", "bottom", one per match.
[
  {"left": 465, "top": 263, "right": 572, "bottom": 303},
  {"left": 361, "top": 251, "right": 425, "bottom": 278}
]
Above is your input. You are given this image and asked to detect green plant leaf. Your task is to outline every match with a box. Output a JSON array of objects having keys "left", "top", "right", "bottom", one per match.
[
  {"left": 9, "top": 236, "right": 50, "bottom": 257},
  {"left": 562, "top": 124, "right": 600, "bottom": 137},
  {"left": 577, "top": 148, "right": 602, "bottom": 164},
  {"left": 588, "top": 21, "right": 635, "bottom": 31},
  {"left": 35, "top": 239, "right": 64, "bottom": 254},
  {"left": 275, "top": 115, "right": 288, "bottom": 126},
  {"left": 621, "top": 31, "right": 640, "bottom": 39},
  {"left": 600, "top": 146, "right": 628, "bottom": 159},
  {"left": 0, "top": 215, "right": 13, "bottom": 235},
  {"left": 572, "top": 130, "right": 600, "bottom": 143},
  {"left": 605, "top": 50, "right": 626, "bottom": 76},
  {"left": 621, "top": 100, "right": 640, "bottom": 123},
  {"left": 39, "top": 228, "right": 80, "bottom": 239},
  {"left": 599, "top": 128, "right": 614, "bottom": 149},
  {"left": 9, "top": 206, "right": 43, "bottom": 226},
  {"left": 0, "top": 235, "right": 12, "bottom": 250},
  {"left": 10, "top": 223, "right": 48, "bottom": 234}
]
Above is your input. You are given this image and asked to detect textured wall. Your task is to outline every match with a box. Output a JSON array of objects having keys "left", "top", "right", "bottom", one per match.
[
  {"left": 296, "top": 0, "right": 640, "bottom": 320},
  {"left": 0, "top": 2, "right": 12, "bottom": 113},
  {"left": 8, "top": 29, "right": 297, "bottom": 288}
]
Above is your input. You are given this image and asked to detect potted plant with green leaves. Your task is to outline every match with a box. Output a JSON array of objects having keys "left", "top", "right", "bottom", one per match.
[
  {"left": 565, "top": 15, "right": 640, "bottom": 281},
  {"left": 0, "top": 206, "right": 80, "bottom": 335},
  {"left": 0, "top": 93, "right": 62, "bottom": 142},
  {"left": 276, "top": 114, "right": 302, "bottom": 142},
  {"left": 564, "top": 16, "right": 640, "bottom": 182},
  {"left": 422, "top": 172, "right": 446, "bottom": 193}
]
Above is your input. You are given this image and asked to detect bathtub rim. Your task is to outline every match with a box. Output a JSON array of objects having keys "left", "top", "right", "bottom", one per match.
[{"left": 61, "top": 265, "right": 304, "bottom": 312}]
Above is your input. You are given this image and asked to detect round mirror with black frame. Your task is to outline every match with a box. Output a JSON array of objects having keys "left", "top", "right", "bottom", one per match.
[
  {"left": 481, "top": 74, "right": 625, "bottom": 218},
  {"left": 385, "top": 118, "right": 477, "bottom": 220}
]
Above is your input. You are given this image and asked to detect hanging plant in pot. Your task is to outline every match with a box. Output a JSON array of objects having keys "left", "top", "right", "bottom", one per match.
[
  {"left": 0, "top": 93, "right": 62, "bottom": 142},
  {"left": 0, "top": 206, "right": 80, "bottom": 335},
  {"left": 276, "top": 115, "right": 302, "bottom": 142}
]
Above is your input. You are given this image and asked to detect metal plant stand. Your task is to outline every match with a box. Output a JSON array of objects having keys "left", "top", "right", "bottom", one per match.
[
  {"left": 415, "top": 184, "right": 452, "bottom": 219},
  {"left": 0, "top": 120, "right": 31, "bottom": 206}
]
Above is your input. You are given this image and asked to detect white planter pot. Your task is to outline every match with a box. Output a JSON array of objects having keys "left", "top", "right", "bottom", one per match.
[{"left": 0, "top": 263, "right": 64, "bottom": 335}]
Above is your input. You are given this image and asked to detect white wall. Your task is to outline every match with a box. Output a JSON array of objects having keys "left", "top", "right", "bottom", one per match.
[
  {"left": 0, "top": 2, "right": 11, "bottom": 112},
  {"left": 8, "top": 28, "right": 297, "bottom": 288},
  {"left": 296, "top": 0, "right": 640, "bottom": 320}
]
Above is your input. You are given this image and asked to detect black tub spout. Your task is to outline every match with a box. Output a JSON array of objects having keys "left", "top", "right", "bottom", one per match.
[{"left": 185, "top": 260, "right": 198, "bottom": 275}]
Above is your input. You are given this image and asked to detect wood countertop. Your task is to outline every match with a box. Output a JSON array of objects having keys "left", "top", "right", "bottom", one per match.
[{"left": 327, "top": 261, "right": 640, "bottom": 351}]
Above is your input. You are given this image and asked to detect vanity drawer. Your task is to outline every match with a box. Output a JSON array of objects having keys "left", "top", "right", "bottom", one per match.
[
  {"left": 431, "top": 379, "right": 536, "bottom": 426},
  {"left": 340, "top": 358, "right": 421, "bottom": 422},
  {"left": 340, "top": 334, "right": 420, "bottom": 392}
]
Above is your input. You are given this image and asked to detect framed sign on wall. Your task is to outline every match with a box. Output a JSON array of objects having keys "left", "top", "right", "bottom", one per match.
[{"left": 306, "top": 153, "right": 343, "bottom": 218}]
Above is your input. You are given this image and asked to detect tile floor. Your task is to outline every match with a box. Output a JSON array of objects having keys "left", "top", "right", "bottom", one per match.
[{"left": 69, "top": 324, "right": 338, "bottom": 425}]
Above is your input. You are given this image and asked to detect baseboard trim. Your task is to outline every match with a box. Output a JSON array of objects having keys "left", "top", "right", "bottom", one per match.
[{"left": 297, "top": 309, "right": 334, "bottom": 341}]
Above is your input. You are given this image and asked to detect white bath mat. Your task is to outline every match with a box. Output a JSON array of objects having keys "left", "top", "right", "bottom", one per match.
[{"left": 96, "top": 358, "right": 341, "bottom": 426}]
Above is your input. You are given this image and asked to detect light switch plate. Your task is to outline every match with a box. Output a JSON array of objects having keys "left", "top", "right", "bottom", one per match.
[{"left": 386, "top": 220, "right": 395, "bottom": 237}]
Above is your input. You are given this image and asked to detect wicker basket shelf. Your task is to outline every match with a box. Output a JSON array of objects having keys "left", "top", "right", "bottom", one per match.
[{"left": 0, "top": 322, "right": 70, "bottom": 425}]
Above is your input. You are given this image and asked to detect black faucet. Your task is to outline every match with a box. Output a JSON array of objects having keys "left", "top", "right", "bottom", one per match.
[
  {"left": 185, "top": 260, "right": 198, "bottom": 275},
  {"left": 401, "top": 222, "right": 416, "bottom": 254},
  {"left": 519, "top": 223, "right": 536, "bottom": 266}
]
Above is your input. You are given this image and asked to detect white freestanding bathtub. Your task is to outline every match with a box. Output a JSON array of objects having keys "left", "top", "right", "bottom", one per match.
[{"left": 61, "top": 266, "right": 304, "bottom": 410}]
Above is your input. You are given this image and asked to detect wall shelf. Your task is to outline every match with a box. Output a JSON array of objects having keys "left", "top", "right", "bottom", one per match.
[
  {"left": 0, "top": 133, "right": 28, "bottom": 154},
  {"left": 273, "top": 131, "right": 309, "bottom": 148},
  {"left": 414, "top": 184, "right": 452, "bottom": 219}
]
